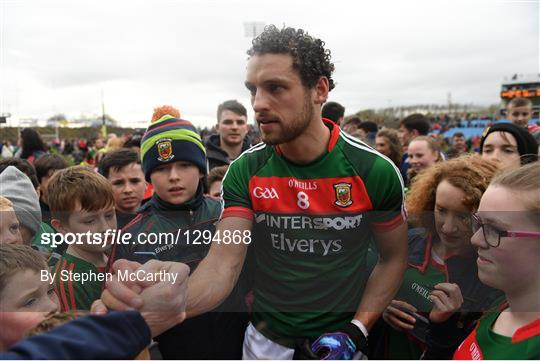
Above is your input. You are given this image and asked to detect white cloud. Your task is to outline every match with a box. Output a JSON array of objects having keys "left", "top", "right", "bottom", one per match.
[{"left": 1, "top": 0, "right": 538, "bottom": 128}]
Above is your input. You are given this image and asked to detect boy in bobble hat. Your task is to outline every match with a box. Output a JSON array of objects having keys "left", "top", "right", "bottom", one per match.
[{"left": 111, "top": 107, "right": 248, "bottom": 359}]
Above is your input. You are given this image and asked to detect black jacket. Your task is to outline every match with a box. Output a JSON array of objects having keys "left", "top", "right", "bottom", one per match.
[
  {"left": 1, "top": 311, "right": 150, "bottom": 360},
  {"left": 113, "top": 185, "right": 219, "bottom": 264},
  {"left": 112, "top": 185, "right": 248, "bottom": 359},
  {"left": 205, "top": 134, "right": 251, "bottom": 171}
]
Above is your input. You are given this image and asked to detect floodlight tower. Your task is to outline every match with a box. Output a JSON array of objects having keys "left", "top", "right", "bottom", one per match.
[{"left": 244, "top": 21, "right": 266, "bottom": 39}]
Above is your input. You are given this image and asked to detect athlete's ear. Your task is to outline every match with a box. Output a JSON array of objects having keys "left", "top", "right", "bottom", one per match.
[{"left": 313, "top": 76, "right": 330, "bottom": 105}]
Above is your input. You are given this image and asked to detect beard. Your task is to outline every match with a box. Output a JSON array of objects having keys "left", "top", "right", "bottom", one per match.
[{"left": 259, "top": 94, "right": 314, "bottom": 146}]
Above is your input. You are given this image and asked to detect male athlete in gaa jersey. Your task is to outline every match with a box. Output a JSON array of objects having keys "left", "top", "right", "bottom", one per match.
[
  {"left": 222, "top": 119, "right": 405, "bottom": 346},
  {"left": 185, "top": 25, "right": 408, "bottom": 360}
]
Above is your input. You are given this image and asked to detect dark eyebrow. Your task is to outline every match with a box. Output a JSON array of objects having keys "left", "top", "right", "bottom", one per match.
[{"left": 262, "top": 78, "right": 289, "bottom": 86}]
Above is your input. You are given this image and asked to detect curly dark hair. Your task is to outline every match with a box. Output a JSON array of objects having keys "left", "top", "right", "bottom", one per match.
[{"left": 248, "top": 25, "right": 335, "bottom": 91}]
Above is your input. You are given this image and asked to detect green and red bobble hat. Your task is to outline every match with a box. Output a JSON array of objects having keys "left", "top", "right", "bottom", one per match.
[{"left": 140, "top": 115, "right": 207, "bottom": 181}]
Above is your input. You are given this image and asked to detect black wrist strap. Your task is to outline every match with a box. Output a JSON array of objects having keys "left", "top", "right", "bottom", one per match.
[{"left": 342, "top": 323, "right": 368, "bottom": 354}]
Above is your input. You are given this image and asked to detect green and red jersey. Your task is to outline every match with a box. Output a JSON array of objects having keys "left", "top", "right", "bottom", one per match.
[
  {"left": 387, "top": 248, "right": 447, "bottom": 359},
  {"left": 222, "top": 120, "right": 405, "bottom": 345},
  {"left": 52, "top": 252, "right": 106, "bottom": 312},
  {"left": 454, "top": 310, "right": 540, "bottom": 360}
]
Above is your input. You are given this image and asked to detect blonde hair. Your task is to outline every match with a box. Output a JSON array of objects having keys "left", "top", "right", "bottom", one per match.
[
  {"left": 490, "top": 162, "right": 540, "bottom": 213},
  {"left": 0, "top": 196, "right": 13, "bottom": 210},
  {"left": 105, "top": 137, "right": 124, "bottom": 152},
  {"left": 410, "top": 135, "right": 441, "bottom": 157},
  {"left": 47, "top": 166, "right": 114, "bottom": 221}
]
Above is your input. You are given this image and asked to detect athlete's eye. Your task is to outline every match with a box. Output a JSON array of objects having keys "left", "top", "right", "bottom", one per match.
[
  {"left": 268, "top": 84, "right": 283, "bottom": 93},
  {"left": 245, "top": 83, "right": 256, "bottom": 97}
]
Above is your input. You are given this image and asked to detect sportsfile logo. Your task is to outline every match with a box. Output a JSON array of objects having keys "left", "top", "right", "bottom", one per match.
[{"left": 253, "top": 186, "right": 279, "bottom": 199}]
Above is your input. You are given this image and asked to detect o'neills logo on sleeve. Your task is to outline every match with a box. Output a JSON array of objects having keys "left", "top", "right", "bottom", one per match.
[
  {"left": 454, "top": 330, "right": 483, "bottom": 360},
  {"left": 156, "top": 138, "right": 174, "bottom": 161}
]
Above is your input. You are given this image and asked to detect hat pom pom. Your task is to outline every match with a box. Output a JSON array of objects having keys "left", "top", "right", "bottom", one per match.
[{"left": 151, "top": 105, "right": 181, "bottom": 123}]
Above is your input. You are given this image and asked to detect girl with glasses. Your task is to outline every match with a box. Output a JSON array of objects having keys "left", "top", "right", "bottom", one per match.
[
  {"left": 370, "top": 155, "right": 504, "bottom": 359},
  {"left": 451, "top": 162, "right": 540, "bottom": 359}
]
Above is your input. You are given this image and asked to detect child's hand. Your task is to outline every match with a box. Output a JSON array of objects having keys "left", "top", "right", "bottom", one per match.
[
  {"left": 90, "top": 299, "right": 107, "bottom": 315},
  {"left": 100, "top": 259, "right": 145, "bottom": 310},
  {"left": 429, "top": 283, "right": 463, "bottom": 323},
  {"left": 100, "top": 259, "right": 190, "bottom": 337},
  {"left": 91, "top": 259, "right": 143, "bottom": 314}
]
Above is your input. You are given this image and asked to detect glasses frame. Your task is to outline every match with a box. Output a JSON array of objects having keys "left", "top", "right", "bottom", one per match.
[{"left": 472, "top": 213, "right": 540, "bottom": 248}]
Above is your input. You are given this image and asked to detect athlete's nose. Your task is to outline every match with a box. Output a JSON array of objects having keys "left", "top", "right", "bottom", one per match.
[{"left": 252, "top": 89, "right": 270, "bottom": 113}]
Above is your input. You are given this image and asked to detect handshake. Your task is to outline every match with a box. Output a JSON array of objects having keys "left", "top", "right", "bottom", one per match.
[{"left": 91, "top": 259, "right": 190, "bottom": 338}]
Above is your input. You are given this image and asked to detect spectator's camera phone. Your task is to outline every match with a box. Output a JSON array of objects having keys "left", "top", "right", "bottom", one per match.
[{"left": 406, "top": 310, "right": 430, "bottom": 343}]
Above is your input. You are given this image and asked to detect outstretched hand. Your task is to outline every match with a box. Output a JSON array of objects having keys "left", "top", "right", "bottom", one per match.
[{"left": 92, "top": 259, "right": 190, "bottom": 337}]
